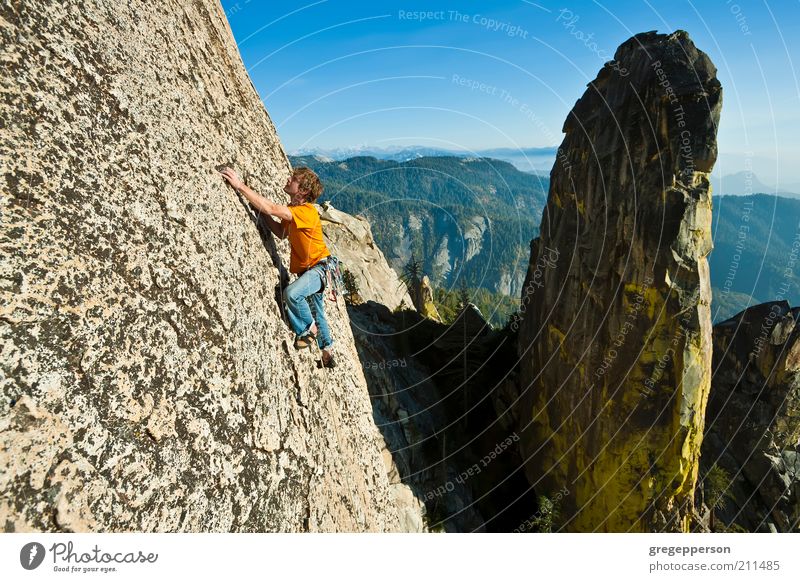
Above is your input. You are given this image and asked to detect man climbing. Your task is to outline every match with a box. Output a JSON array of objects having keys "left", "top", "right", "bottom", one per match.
[{"left": 219, "top": 165, "right": 336, "bottom": 368}]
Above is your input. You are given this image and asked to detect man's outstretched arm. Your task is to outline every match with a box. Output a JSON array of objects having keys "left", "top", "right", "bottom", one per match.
[
  {"left": 262, "top": 215, "right": 289, "bottom": 239},
  {"left": 219, "top": 167, "right": 293, "bottom": 223}
]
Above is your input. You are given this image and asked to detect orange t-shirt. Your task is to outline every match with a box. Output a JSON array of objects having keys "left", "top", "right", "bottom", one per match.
[{"left": 283, "top": 203, "right": 330, "bottom": 274}]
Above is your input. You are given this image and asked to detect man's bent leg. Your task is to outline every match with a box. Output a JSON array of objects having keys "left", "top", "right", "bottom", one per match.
[
  {"left": 309, "top": 289, "right": 333, "bottom": 350},
  {"left": 284, "top": 269, "right": 323, "bottom": 337}
]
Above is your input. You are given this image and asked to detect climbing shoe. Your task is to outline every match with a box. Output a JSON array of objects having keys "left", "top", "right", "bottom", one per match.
[
  {"left": 321, "top": 350, "right": 336, "bottom": 369},
  {"left": 294, "top": 331, "right": 316, "bottom": 350}
]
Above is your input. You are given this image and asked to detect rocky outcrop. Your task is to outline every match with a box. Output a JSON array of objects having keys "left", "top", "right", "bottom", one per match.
[
  {"left": 463, "top": 216, "right": 488, "bottom": 264},
  {"left": 433, "top": 235, "right": 452, "bottom": 279},
  {"left": 514, "top": 31, "right": 721, "bottom": 531},
  {"left": 700, "top": 302, "right": 800, "bottom": 532},
  {"left": 411, "top": 276, "right": 442, "bottom": 322},
  {"left": 318, "top": 202, "right": 412, "bottom": 311},
  {"left": 1, "top": 0, "right": 406, "bottom": 531},
  {"left": 496, "top": 268, "right": 526, "bottom": 298},
  {"left": 347, "top": 300, "right": 534, "bottom": 531},
  {"left": 320, "top": 201, "right": 490, "bottom": 531},
  {"left": 347, "top": 302, "right": 486, "bottom": 532}
]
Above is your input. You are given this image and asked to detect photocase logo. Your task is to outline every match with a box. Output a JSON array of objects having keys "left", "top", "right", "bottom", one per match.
[{"left": 20, "top": 542, "right": 46, "bottom": 570}]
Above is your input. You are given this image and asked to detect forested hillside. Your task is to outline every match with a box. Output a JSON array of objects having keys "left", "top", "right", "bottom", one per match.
[
  {"left": 293, "top": 156, "right": 799, "bottom": 324},
  {"left": 710, "top": 194, "right": 800, "bottom": 321},
  {"left": 291, "top": 155, "right": 548, "bottom": 299}
]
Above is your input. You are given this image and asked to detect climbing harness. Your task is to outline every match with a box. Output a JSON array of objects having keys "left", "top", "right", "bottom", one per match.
[{"left": 318, "top": 255, "right": 344, "bottom": 303}]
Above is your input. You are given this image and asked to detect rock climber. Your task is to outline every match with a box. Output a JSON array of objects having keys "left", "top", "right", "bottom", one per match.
[{"left": 219, "top": 165, "right": 336, "bottom": 368}]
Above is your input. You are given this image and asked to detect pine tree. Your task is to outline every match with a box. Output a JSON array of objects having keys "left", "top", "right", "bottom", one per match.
[
  {"left": 341, "top": 268, "right": 362, "bottom": 305},
  {"left": 457, "top": 278, "right": 470, "bottom": 311},
  {"left": 400, "top": 254, "right": 423, "bottom": 308}
]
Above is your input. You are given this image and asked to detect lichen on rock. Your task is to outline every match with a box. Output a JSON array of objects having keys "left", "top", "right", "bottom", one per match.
[{"left": 514, "top": 31, "right": 721, "bottom": 532}]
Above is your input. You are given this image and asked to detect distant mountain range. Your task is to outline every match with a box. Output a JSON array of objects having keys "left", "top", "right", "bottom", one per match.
[
  {"left": 291, "top": 154, "right": 799, "bottom": 323},
  {"left": 710, "top": 194, "right": 800, "bottom": 321},
  {"left": 290, "top": 145, "right": 558, "bottom": 173},
  {"left": 293, "top": 145, "right": 462, "bottom": 162},
  {"left": 294, "top": 147, "right": 800, "bottom": 196},
  {"left": 291, "top": 155, "right": 548, "bottom": 299},
  {"left": 713, "top": 171, "right": 800, "bottom": 198}
]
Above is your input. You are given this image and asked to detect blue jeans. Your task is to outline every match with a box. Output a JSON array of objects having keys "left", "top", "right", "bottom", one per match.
[{"left": 284, "top": 265, "right": 333, "bottom": 350}]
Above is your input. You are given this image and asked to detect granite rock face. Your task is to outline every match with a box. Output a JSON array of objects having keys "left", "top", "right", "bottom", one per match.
[
  {"left": 0, "top": 0, "right": 404, "bottom": 532},
  {"left": 515, "top": 31, "right": 721, "bottom": 531},
  {"left": 701, "top": 302, "right": 800, "bottom": 532}
]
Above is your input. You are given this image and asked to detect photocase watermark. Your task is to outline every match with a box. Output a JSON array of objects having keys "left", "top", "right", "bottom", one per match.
[
  {"left": 508, "top": 246, "right": 560, "bottom": 332},
  {"left": 224, "top": 0, "right": 252, "bottom": 18},
  {"left": 449, "top": 74, "right": 572, "bottom": 176},
  {"left": 776, "top": 227, "right": 800, "bottom": 300},
  {"left": 752, "top": 305, "right": 784, "bottom": 357},
  {"left": 19, "top": 541, "right": 159, "bottom": 574},
  {"left": 398, "top": 9, "right": 529, "bottom": 38},
  {"left": 422, "top": 432, "right": 520, "bottom": 501},
  {"left": 725, "top": 0, "right": 752, "bottom": 36},
  {"left": 720, "top": 193, "right": 754, "bottom": 300},
  {"left": 451, "top": 74, "right": 563, "bottom": 154},
  {"left": 512, "top": 486, "right": 570, "bottom": 532},
  {"left": 752, "top": 222, "right": 800, "bottom": 357},
  {"left": 396, "top": 9, "right": 444, "bottom": 22},
  {"left": 640, "top": 304, "right": 695, "bottom": 398},
  {"left": 730, "top": 152, "right": 756, "bottom": 198},
  {"left": 651, "top": 59, "right": 696, "bottom": 179},
  {"left": 554, "top": 146, "right": 573, "bottom": 175},
  {"left": 20, "top": 542, "right": 46, "bottom": 570},
  {"left": 363, "top": 357, "right": 407, "bottom": 370},
  {"left": 556, "top": 9, "right": 629, "bottom": 76},
  {"left": 594, "top": 274, "right": 654, "bottom": 380},
  {"left": 452, "top": 73, "right": 507, "bottom": 98}
]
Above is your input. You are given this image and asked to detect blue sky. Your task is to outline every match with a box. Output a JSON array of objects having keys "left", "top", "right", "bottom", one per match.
[{"left": 221, "top": 0, "right": 800, "bottom": 187}]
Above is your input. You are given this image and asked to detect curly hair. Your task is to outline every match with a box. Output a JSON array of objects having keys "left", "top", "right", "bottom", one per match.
[{"left": 292, "top": 166, "right": 324, "bottom": 202}]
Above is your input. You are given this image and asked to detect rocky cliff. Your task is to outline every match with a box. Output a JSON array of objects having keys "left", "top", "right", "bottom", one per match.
[
  {"left": 318, "top": 202, "right": 412, "bottom": 311},
  {"left": 700, "top": 302, "right": 800, "bottom": 532},
  {"left": 515, "top": 31, "right": 721, "bottom": 532},
  {"left": 347, "top": 302, "right": 487, "bottom": 532},
  {"left": 316, "top": 201, "right": 494, "bottom": 531},
  {"left": 0, "top": 0, "right": 410, "bottom": 532},
  {"left": 346, "top": 299, "right": 534, "bottom": 532}
]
